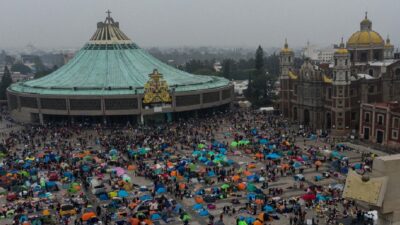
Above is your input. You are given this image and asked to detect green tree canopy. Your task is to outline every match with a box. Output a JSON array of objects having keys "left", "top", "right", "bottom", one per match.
[
  {"left": 11, "top": 63, "right": 32, "bottom": 74},
  {"left": 0, "top": 66, "right": 13, "bottom": 100}
]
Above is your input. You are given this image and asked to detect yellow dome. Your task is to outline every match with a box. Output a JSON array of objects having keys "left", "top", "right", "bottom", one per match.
[
  {"left": 347, "top": 30, "right": 384, "bottom": 46},
  {"left": 335, "top": 48, "right": 349, "bottom": 54}
]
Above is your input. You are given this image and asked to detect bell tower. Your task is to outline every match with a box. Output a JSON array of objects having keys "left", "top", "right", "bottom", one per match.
[
  {"left": 279, "top": 39, "right": 294, "bottom": 117},
  {"left": 331, "top": 38, "right": 352, "bottom": 136}
]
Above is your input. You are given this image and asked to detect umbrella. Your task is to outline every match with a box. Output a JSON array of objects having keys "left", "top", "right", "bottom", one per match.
[
  {"left": 118, "top": 190, "right": 129, "bottom": 198},
  {"left": 247, "top": 183, "right": 256, "bottom": 192},
  {"left": 221, "top": 184, "right": 230, "bottom": 189},
  {"left": 302, "top": 193, "right": 316, "bottom": 201},
  {"left": 156, "top": 187, "right": 166, "bottom": 194},
  {"left": 264, "top": 205, "right": 274, "bottom": 212},
  {"left": 237, "top": 183, "right": 246, "bottom": 190},
  {"left": 198, "top": 143, "right": 205, "bottom": 149},
  {"left": 230, "top": 141, "right": 238, "bottom": 147},
  {"left": 293, "top": 162, "right": 302, "bottom": 168},
  {"left": 232, "top": 175, "right": 240, "bottom": 182},
  {"left": 192, "top": 203, "right": 203, "bottom": 210},
  {"left": 113, "top": 167, "right": 125, "bottom": 176},
  {"left": 42, "top": 210, "right": 50, "bottom": 216},
  {"left": 245, "top": 217, "right": 256, "bottom": 224},
  {"left": 139, "top": 195, "right": 152, "bottom": 201},
  {"left": 150, "top": 213, "right": 161, "bottom": 220},
  {"left": 198, "top": 209, "right": 209, "bottom": 216},
  {"left": 266, "top": 153, "right": 281, "bottom": 160},
  {"left": 82, "top": 212, "right": 96, "bottom": 221}
]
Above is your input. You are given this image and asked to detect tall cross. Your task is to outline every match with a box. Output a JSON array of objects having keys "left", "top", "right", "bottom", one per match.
[
  {"left": 106, "top": 10, "right": 112, "bottom": 18},
  {"left": 365, "top": 11, "right": 368, "bottom": 19}
]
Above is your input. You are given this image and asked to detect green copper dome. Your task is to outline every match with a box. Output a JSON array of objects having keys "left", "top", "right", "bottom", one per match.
[{"left": 9, "top": 14, "right": 229, "bottom": 96}]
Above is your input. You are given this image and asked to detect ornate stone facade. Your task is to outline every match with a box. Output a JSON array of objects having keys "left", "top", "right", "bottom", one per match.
[{"left": 279, "top": 14, "right": 400, "bottom": 137}]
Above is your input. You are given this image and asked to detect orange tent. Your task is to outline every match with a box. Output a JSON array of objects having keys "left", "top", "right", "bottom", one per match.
[
  {"left": 281, "top": 164, "right": 290, "bottom": 169},
  {"left": 243, "top": 170, "right": 252, "bottom": 176},
  {"left": 255, "top": 199, "right": 264, "bottom": 205},
  {"left": 247, "top": 163, "right": 256, "bottom": 169},
  {"left": 167, "top": 161, "right": 174, "bottom": 167},
  {"left": 170, "top": 171, "right": 177, "bottom": 177},
  {"left": 130, "top": 218, "right": 140, "bottom": 225},
  {"left": 144, "top": 219, "right": 153, "bottom": 225},
  {"left": 253, "top": 220, "right": 263, "bottom": 225},
  {"left": 195, "top": 196, "right": 204, "bottom": 203},
  {"left": 255, "top": 152, "right": 263, "bottom": 159},
  {"left": 82, "top": 212, "right": 96, "bottom": 221},
  {"left": 237, "top": 182, "right": 246, "bottom": 190},
  {"left": 128, "top": 165, "right": 136, "bottom": 171},
  {"left": 232, "top": 175, "right": 240, "bottom": 182}
]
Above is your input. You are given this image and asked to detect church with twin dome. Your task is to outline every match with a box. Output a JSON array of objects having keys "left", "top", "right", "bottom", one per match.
[{"left": 279, "top": 13, "right": 400, "bottom": 141}]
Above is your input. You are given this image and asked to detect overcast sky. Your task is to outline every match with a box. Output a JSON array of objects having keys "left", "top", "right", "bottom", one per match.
[{"left": 1, "top": 0, "right": 399, "bottom": 49}]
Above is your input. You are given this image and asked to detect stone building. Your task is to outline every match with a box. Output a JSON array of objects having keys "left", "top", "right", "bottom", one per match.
[
  {"left": 7, "top": 13, "right": 233, "bottom": 124},
  {"left": 279, "top": 13, "right": 400, "bottom": 137}
]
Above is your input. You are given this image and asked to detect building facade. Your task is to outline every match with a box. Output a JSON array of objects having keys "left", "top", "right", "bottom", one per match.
[
  {"left": 359, "top": 102, "right": 400, "bottom": 149},
  {"left": 7, "top": 14, "right": 233, "bottom": 124},
  {"left": 279, "top": 13, "right": 400, "bottom": 137}
]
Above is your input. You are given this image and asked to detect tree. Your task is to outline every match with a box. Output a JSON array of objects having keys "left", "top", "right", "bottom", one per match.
[
  {"left": 222, "top": 59, "right": 233, "bottom": 80},
  {"left": 255, "top": 45, "right": 265, "bottom": 75},
  {"left": 11, "top": 63, "right": 32, "bottom": 74},
  {"left": 0, "top": 66, "right": 12, "bottom": 100}
]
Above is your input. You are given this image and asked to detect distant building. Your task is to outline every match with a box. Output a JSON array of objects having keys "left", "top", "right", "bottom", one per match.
[
  {"left": 302, "top": 41, "right": 319, "bottom": 61},
  {"left": 213, "top": 62, "right": 222, "bottom": 72},
  {"left": 233, "top": 80, "right": 248, "bottom": 95},
  {"left": 318, "top": 48, "right": 335, "bottom": 64},
  {"left": 279, "top": 13, "right": 400, "bottom": 137},
  {"left": 359, "top": 102, "right": 400, "bottom": 149}
]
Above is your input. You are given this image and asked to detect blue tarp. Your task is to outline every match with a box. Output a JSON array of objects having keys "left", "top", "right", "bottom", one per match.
[
  {"left": 193, "top": 203, "right": 203, "bottom": 210},
  {"left": 260, "top": 139, "right": 268, "bottom": 145},
  {"left": 198, "top": 209, "right": 209, "bottom": 216},
  {"left": 139, "top": 195, "right": 152, "bottom": 201},
  {"left": 156, "top": 187, "right": 166, "bottom": 194},
  {"left": 266, "top": 153, "right": 281, "bottom": 159},
  {"left": 264, "top": 205, "right": 274, "bottom": 212},
  {"left": 151, "top": 213, "right": 161, "bottom": 220},
  {"left": 118, "top": 190, "right": 129, "bottom": 198},
  {"left": 246, "top": 217, "right": 256, "bottom": 224}
]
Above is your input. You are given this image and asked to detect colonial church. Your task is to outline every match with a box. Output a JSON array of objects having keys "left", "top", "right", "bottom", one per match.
[{"left": 279, "top": 13, "right": 400, "bottom": 137}]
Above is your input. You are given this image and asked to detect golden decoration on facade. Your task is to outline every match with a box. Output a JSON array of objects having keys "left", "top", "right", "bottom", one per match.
[{"left": 143, "top": 69, "right": 172, "bottom": 104}]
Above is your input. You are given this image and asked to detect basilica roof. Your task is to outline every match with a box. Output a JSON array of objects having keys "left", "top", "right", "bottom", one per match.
[
  {"left": 347, "top": 13, "right": 384, "bottom": 47},
  {"left": 9, "top": 13, "right": 229, "bottom": 96}
]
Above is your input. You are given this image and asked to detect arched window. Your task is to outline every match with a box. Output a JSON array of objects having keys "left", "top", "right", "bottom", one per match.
[
  {"left": 369, "top": 69, "right": 374, "bottom": 76},
  {"left": 395, "top": 68, "right": 400, "bottom": 77}
]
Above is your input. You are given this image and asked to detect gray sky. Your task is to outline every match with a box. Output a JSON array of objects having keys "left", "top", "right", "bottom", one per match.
[{"left": 1, "top": 0, "right": 399, "bottom": 49}]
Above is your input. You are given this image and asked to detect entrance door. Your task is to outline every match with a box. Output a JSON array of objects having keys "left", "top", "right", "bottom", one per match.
[
  {"left": 326, "top": 113, "right": 331, "bottom": 130},
  {"left": 363, "top": 127, "right": 370, "bottom": 140},
  {"left": 304, "top": 109, "right": 310, "bottom": 126},
  {"left": 376, "top": 130, "right": 384, "bottom": 144}
]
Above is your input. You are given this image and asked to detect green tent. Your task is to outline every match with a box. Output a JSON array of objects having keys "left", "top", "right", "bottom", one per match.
[
  {"left": 230, "top": 141, "right": 238, "bottom": 147},
  {"left": 221, "top": 183, "right": 230, "bottom": 189},
  {"left": 238, "top": 220, "right": 248, "bottom": 225},
  {"left": 197, "top": 143, "right": 205, "bottom": 149},
  {"left": 247, "top": 183, "right": 257, "bottom": 192}
]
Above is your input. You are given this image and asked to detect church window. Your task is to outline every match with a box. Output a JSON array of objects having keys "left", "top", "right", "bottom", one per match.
[
  {"left": 395, "top": 68, "right": 400, "bottom": 77},
  {"left": 369, "top": 69, "right": 374, "bottom": 76},
  {"left": 377, "top": 115, "right": 384, "bottom": 125},
  {"left": 393, "top": 117, "right": 399, "bottom": 129},
  {"left": 392, "top": 130, "right": 398, "bottom": 140},
  {"left": 368, "top": 86, "right": 374, "bottom": 93},
  {"left": 351, "top": 112, "right": 356, "bottom": 121},
  {"left": 365, "top": 112, "right": 370, "bottom": 122}
]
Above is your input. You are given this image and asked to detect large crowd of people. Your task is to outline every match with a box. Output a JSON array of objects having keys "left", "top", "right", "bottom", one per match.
[{"left": 0, "top": 109, "right": 378, "bottom": 225}]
